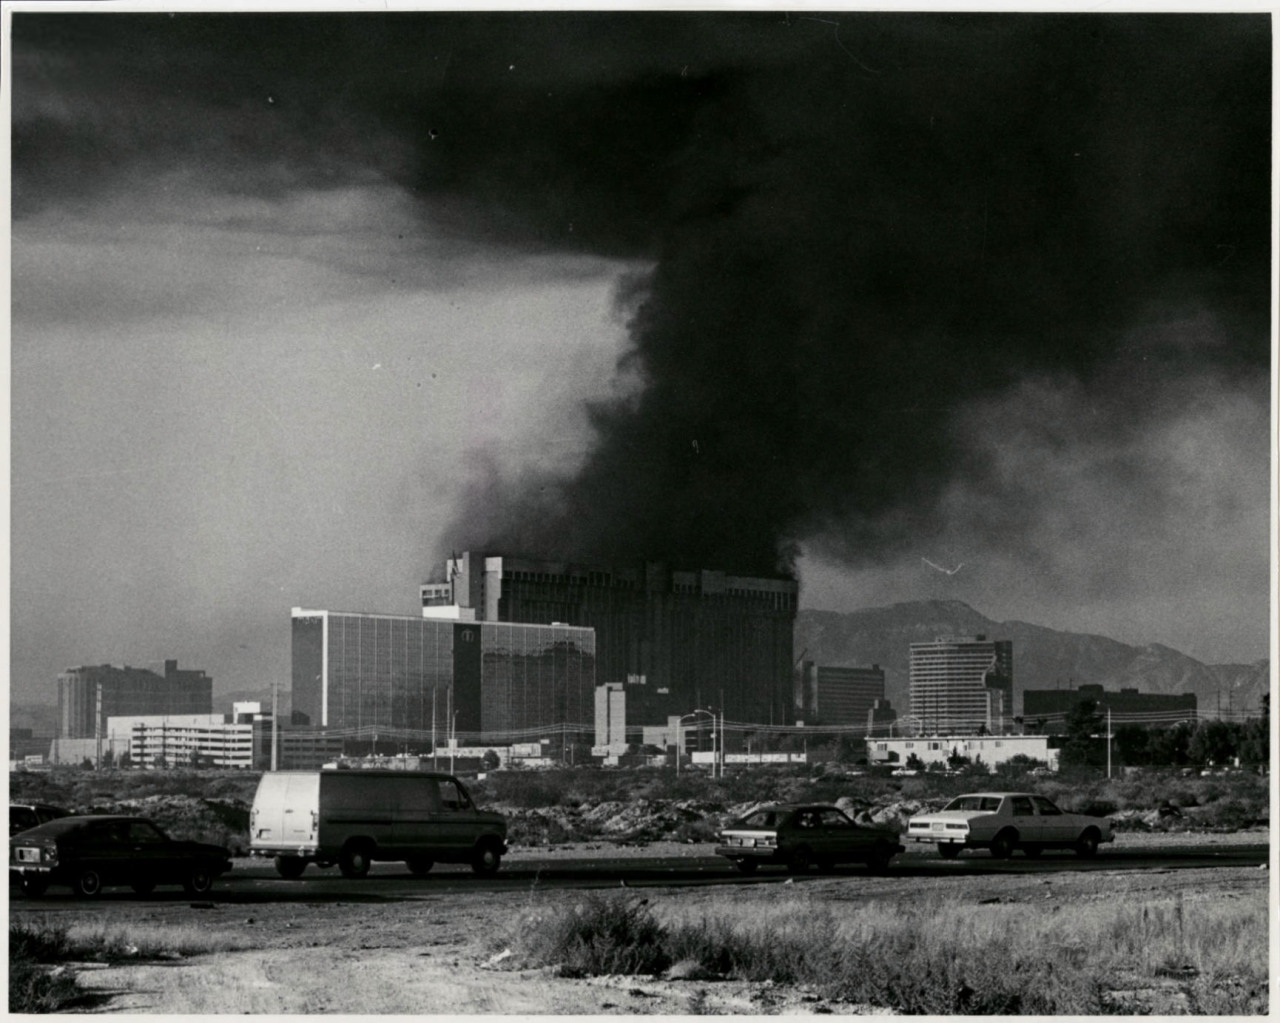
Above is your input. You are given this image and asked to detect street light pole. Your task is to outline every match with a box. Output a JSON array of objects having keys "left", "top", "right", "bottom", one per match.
[
  {"left": 271, "top": 674, "right": 278, "bottom": 771},
  {"left": 678, "top": 709, "right": 716, "bottom": 776},
  {"left": 1106, "top": 706, "right": 1112, "bottom": 779}
]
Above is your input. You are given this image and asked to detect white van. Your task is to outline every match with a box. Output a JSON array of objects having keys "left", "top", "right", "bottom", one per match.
[{"left": 248, "top": 770, "right": 508, "bottom": 879}]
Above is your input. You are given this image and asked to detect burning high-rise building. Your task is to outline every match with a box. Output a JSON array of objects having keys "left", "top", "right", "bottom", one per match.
[{"left": 423, "top": 552, "right": 797, "bottom": 727}]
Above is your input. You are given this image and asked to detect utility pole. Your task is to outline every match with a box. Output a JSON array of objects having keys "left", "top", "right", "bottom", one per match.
[
  {"left": 271, "top": 674, "right": 279, "bottom": 771},
  {"left": 432, "top": 686, "right": 438, "bottom": 770},
  {"left": 95, "top": 681, "right": 102, "bottom": 770},
  {"left": 1106, "top": 706, "right": 1112, "bottom": 779},
  {"left": 718, "top": 688, "right": 724, "bottom": 779}
]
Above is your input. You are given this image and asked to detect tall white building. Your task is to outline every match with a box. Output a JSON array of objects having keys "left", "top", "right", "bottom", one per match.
[{"left": 909, "top": 635, "right": 1013, "bottom": 735}]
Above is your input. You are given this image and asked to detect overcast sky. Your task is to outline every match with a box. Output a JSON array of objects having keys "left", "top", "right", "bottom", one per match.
[{"left": 7, "top": 9, "right": 1272, "bottom": 705}]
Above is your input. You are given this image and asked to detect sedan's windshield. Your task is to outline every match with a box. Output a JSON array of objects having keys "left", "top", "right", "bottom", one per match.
[{"left": 943, "top": 796, "right": 1001, "bottom": 812}]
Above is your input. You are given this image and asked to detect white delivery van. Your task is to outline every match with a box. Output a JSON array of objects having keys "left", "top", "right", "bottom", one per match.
[{"left": 249, "top": 770, "right": 508, "bottom": 879}]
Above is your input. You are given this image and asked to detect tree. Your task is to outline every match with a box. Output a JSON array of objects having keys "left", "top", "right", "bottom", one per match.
[
  {"left": 1064, "top": 699, "right": 1105, "bottom": 737},
  {"left": 834, "top": 734, "right": 862, "bottom": 764},
  {"left": 1113, "top": 723, "right": 1152, "bottom": 767},
  {"left": 1059, "top": 699, "right": 1105, "bottom": 767},
  {"left": 1188, "top": 719, "right": 1237, "bottom": 766},
  {"left": 994, "top": 754, "right": 1046, "bottom": 779},
  {"left": 481, "top": 749, "right": 501, "bottom": 771},
  {"left": 1147, "top": 721, "right": 1194, "bottom": 766},
  {"left": 904, "top": 752, "right": 925, "bottom": 771},
  {"left": 1239, "top": 695, "right": 1269, "bottom": 766}
]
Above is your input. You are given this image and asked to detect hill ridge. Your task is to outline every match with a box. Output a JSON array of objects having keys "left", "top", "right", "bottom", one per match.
[{"left": 795, "top": 600, "right": 1269, "bottom": 718}]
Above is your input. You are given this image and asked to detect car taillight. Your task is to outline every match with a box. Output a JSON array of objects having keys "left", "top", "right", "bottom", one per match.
[
  {"left": 46, "top": 846, "right": 58, "bottom": 865},
  {"left": 311, "top": 810, "right": 318, "bottom": 831},
  {"left": 759, "top": 835, "right": 777, "bottom": 848},
  {"left": 945, "top": 823, "right": 967, "bottom": 831}
]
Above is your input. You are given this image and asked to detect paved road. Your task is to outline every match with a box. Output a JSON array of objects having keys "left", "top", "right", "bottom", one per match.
[{"left": 11, "top": 842, "right": 1268, "bottom": 909}]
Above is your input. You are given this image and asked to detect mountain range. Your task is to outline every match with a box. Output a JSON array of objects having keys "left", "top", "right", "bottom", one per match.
[{"left": 796, "top": 599, "right": 1269, "bottom": 720}]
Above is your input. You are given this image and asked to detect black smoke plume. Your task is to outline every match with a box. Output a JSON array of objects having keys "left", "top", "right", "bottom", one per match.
[{"left": 422, "top": 14, "right": 1271, "bottom": 576}]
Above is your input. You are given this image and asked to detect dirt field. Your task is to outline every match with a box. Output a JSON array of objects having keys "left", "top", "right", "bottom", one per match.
[{"left": 47, "top": 830, "right": 1268, "bottom": 1014}]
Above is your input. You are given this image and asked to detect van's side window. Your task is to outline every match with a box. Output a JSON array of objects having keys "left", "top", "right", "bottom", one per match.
[{"left": 438, "top": 780, "right": 469, "bottom": 811}]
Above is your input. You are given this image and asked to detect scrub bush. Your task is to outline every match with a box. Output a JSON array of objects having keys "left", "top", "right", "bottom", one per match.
[{"left": 526, "top": 893, "right": 670, "bottom": 977}]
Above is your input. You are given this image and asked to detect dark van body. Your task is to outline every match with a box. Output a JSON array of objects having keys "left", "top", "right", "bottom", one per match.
[{"left": 249, "top": 770, "right": 508, "bottom": 879}]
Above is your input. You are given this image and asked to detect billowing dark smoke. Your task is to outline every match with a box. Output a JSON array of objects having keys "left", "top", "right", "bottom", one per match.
[
  {"left": 422, "top": 14, "right": 1271, "bottom": 575},
  {"left": 15, "top": 13, "right": 1268, "bottom": 578}
]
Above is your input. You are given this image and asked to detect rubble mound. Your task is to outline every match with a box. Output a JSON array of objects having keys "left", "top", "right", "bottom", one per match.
[
  {"left": 82, "top": 794, "right": 251, "bottom": 854},
  {"left": 503, "top": 798, "right": 726, "bottom": 846}
]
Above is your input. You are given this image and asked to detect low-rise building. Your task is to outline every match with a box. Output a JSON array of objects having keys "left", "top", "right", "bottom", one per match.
[
  {"left": 1022, "top": 684, "right": 1197, "bottom": 724},
  {"left": 868, "top": 734, "right": 1057, "bottom": 771}
]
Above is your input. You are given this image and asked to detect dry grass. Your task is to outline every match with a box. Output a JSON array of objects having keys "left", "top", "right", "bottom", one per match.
[
  {"left": 509, "top": 891, "right": 1268, "bottom": 1014},
  {"left": 9, "top": 917, "right": 257, "bottom": 1013}
]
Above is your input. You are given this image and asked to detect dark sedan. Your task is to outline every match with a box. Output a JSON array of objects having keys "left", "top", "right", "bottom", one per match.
[
  {"left": 715, "top": 803, "right": 905, "bottom": 875},
  {"left": 10, "top": 815, "right": 232, "bottom": 897}
]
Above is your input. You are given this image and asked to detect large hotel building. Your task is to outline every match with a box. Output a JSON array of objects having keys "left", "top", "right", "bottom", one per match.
[
  {"left": 421, "top": 552, "right": 798, "bottom": 728},
  {"left": 909, "top": 635, "right": 1013, "bottom": 735}
]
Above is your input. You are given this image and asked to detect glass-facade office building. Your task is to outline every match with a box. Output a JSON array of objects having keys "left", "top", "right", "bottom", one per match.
[{"left": 291, "top": 609, "right": 596, "bottom": 741}]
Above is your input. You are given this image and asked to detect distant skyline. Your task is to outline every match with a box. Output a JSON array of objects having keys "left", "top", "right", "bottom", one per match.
[{"left": 7, "top": 9, "right": 1272, "bottom": 705}]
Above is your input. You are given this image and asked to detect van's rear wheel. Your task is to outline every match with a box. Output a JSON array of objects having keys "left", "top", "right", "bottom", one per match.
[
  {"left": 275, "top": 855, "right": 307, "bottom": 879},
  {"left": 406, "top": 857, "right": 434, "bottom": 877},
  {"left": 339, "top": 842, "right": 373, "bottom": 879},
  {"left": 471, "top": 840, "right": 502, "bottom": 876}
]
